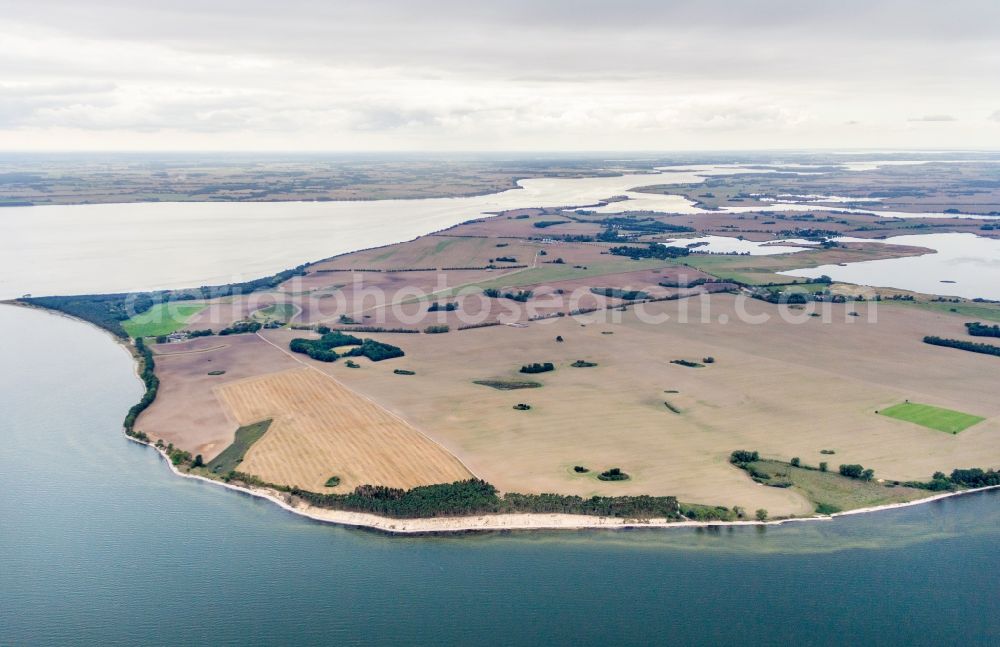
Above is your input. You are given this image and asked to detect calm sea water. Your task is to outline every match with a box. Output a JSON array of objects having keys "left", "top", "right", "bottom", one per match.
[
  {"left": 783, "top": 233, "right": 1000, "bottom": 300},
  {"left": 1, "top": 304, "right": 998, "bottom": 646},
  {"left": 0, "top": 169, "right": 729, "bottom": 299}
]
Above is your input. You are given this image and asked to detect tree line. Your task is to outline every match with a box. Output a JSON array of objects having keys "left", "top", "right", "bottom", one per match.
[
  {"left": 123, "top": 338, "right": 157, "bottom": 442},
  {"left": 924, "top": 336, "right": 1000, "bottom": 357},
  {"left": 219, "top": 321, "right": 262, "bottom": 336},
  {"left": 520, "top": 362, "right": 554, "bottom": 374},
  {"left": 597, "top": 217, "right": 694, "bottom": 234},
  {"left": 483, "top": 288, "right": 533, "bottom": 302},
  {"left": 590, "top": 287, "right": 649, "bottom": 301},
  {"left": 966, "top": 322, "right": 1000, "bottom": 338},
  {"left": 904, "top": 467, "right": 1000, "bottom": 491},
  {"left": 240, "top": 478, "right": 685, "bottom": 519},
  {"left": 608, "top": 243, "right": 691, "bottom": 260}
]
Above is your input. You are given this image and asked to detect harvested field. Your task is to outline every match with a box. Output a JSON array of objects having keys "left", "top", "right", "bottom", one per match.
[
  {"left": 138, "top": 333, "right": 302, "bottom": 459},
  {"left": 216, "top": 367, "right": 472, "bottom": 491},
  {"left": 312, "top": 234, "right": 542, "bottom": 272},
  {"left": 262, "top": 294, "right": 1000, "bottom": 517}
]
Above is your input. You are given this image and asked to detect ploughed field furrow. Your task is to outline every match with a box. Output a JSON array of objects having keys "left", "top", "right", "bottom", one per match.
[{"left": 217, "top": 368, "right": 471, "bottom": 491}]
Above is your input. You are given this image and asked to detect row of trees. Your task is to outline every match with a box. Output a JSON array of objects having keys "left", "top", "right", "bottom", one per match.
[
  {"left": 838, "top": 464, "right": 875, "bottom": 481},
  {"left": 753, "top": 290, "right": 811, "bottom": 305},
  {"left": 658, "top": 277, "right": 725, "bottom": 289},
  {"left": 590, "top": 287, "right": 649, "bottom": 301},
  {"left": 219, "top": 321, "right": 262, "bottom": 336},
  {"left": 597, "top": 217, "right": 694, "bottom": 234},
  {"left": 608, "top": 243, "right": 691, "bottom": 260},
  {"left": 274, "top": 478, "right": 684, "bottom": 519},
  {"left": 321, "top": 325, "right": 419, "bottom": 334},
  {"left": 520, "top": 362, "right": 555, "bottom": 374},
  {"left": 924, "top": 335, "right": 1000, "bottom": 357},
  {"left": 483, "top": 288, "right": 533, "bottom": 302},
  {"left": 905, "top": 468, "right": 1000, "bottom": 491},
  {"left": 966, "top": 322, "right": 1000, "bottom": 338},
  {"left": 123, "top": 338, "right": 157, "bottom": 441}
]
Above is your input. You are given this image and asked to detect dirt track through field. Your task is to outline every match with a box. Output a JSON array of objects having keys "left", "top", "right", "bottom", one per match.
[{"left": 217, "top": 367, "right": 472, "bottom": 491}]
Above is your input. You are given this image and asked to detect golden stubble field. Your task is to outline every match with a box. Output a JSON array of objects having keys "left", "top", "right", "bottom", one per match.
[
  {"left": 217, "top": 367, "right": 472, "bottom": 492},
  {"left": 261, "top": 294, "right": 1000, "bottom": 516}
]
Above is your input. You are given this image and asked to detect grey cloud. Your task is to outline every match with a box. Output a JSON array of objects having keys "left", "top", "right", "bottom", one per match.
[
  {"left": 0, "top": 0, "right": 996, "bottom": 149},
  {"left": 2, "top": 0, "right": 997, "bottom": 83}
]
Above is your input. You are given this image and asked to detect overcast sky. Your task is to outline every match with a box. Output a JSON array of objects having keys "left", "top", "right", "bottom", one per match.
[{"left": 1, "top": 0, "right": 998, "bottom": 151}]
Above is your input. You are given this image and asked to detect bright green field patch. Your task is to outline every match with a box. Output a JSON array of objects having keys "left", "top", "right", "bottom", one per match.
[
  {"left": 205, "top": 419, "right": 273, "bottom": 475},
  {"left": 122, "top": 303, "right": 205, "bottom": 338},
  {"left": 879, "top": 402, "right": 984, "bottom": 434}
]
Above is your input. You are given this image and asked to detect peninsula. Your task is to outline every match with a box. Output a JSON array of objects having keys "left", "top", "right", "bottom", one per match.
[{"left": 17, "top": 162, "right": 1000, "bottom": 532}]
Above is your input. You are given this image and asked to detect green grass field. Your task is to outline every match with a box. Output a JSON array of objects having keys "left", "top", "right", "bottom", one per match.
[
  {"left": 749, "top": 460, "right": 928, "bottom": 513},
  {"left": 680, "top": 243, "right": 929, "bottom": 286},
  {"left": 253, "top": 303, "right": 296, "bottom": 323},
  {"left": 205, "top": 419, "right": 273, "bottom": 475},
  {"left": 677, "top": 256, "right": 794, "bottom": 285},
  {"left": 122, "top": 303, "right": 205, "bottom": 338},
  {"left": 878, "top": 402, "right": 985, "bottom": 434}
]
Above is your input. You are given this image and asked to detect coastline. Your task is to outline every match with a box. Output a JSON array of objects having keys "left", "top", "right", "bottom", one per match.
[
  {"left": 133, "top": 434, "right": 999, "bottom": 536},
  {"left": 8, "top": 298, "right": 999, "bottom": 536}
]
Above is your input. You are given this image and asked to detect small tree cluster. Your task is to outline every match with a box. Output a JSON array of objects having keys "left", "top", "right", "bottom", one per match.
[
  {"left": 729, "top": 450, "right": 760, "bottom": 465},
  {"left": 839, "top": 464, "right": 875, "bottom": 481}
]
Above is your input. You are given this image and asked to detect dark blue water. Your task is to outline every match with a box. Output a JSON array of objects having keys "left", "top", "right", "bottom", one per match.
[{"left": 2, "top": 304, "right": 998, "bottom": 646}]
